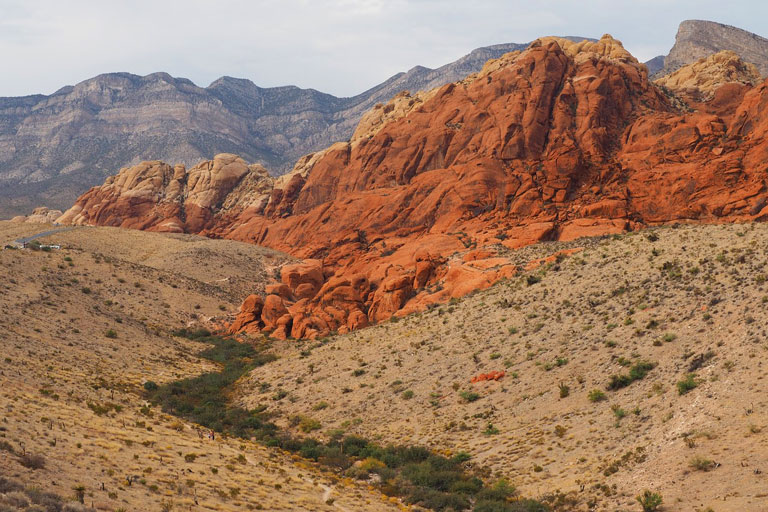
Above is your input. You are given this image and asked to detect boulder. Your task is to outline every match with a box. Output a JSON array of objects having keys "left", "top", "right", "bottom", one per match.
[
  {"left": 227, "top": 294, "right": 264, "bottom": 334},
  {"left": 261, "top": 294, "right": 290, "bottom": 330}
]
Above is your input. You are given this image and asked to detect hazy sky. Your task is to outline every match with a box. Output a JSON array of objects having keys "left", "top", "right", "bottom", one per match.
[{"left": 2, "top": 0, "right": 767, "bottom": 98}]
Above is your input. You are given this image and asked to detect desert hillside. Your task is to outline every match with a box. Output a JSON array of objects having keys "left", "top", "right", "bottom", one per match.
[
  {"left": 0, "top": 222, "right": 400, "bottom": 511},
  {"left": 237, "top": 222, "right": 768, "bottom": 512}
]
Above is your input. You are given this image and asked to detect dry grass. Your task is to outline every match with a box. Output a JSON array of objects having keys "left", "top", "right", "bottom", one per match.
[
  {"left": 238, "top": 222, "right": 768, "bottom": 511},
  {"left": 0, "top": 222, "right": 400, "bottom": 512}
]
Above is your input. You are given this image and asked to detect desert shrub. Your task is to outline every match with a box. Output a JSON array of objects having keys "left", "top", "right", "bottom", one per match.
[
  {"left": 18, "top": 453, "right": 46, "bottom": 470},
  {"left": 607, "top": 361, "right": 656, "bottom": 391},
  {"left": 298, "top": 416, "right": 321, "bottom": 433},
  {"left": 636, "top": 490, "right": 663, "bottom": 511},
  {"left": 689, "top": 456, "right": 715, "bottom": 471},
  {"left": 459, "top": 390, "right": 480, "bottom": 402},
  {"left": 105, "top": 329, "right": 117, "bottom": 338},
  {"left": 587, "top": 389, "right": 606, "bottom": 402},
  {"left": 143, "top": 381, "right": 158, "bottom": 391},
  {"left": 526, "top": 275, "right": 541, "bottom": 286},
  {"left": 405, "top": 487, "right": 470, "bottom": 511},
  {"left": 25, "top": 487, "right": 64, "bottom": 511},
  {"left": 312, "top": 401, "right": 329, "bottom": 411},
  {"left": 606, "top": 374, "right": 632, "bottom": 391},
  {"left": 3, "top": 491, "right": 29, "bottom": 508},
  {"left": 677, "top": 374, "right": 699, "bottom": 395},
  {"left": 0, "top": 477, "right": 23, "bottom": 494}
]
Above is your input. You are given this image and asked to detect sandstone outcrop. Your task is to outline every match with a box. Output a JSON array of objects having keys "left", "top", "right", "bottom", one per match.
[
  {"left": 10, "top": 206, "right": 63, "bottom": 224},
  {"left": 57, "top": 154, "right": 273, "bottom": 233},
  {"left": 61, "top": 34, "right": 768, "bottom": 339},
  {"left": 656, "top": 50, "right": 760, "bottom": 100},
  {"left": 471, "top": 371, "right": 505, "bottom": 383}
]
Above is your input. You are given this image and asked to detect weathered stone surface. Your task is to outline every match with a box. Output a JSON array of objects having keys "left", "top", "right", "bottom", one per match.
[
  {"left": 227, "top": 294, "right": 264, "bottom": 334},
  {"left": 659, "top": 20, "right": 768, "bottom": 77},
  {"left": 61, "top": 35, "right": 768, "bottom": 339},
  {"left": 10, "top": 206, "right": 63, "bottom": 224},
  {"left": 656, "top": 50, "right": 760, "bottom": 100}
]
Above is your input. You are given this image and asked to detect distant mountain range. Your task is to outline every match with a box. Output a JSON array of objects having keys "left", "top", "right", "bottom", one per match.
[
  {"left": 0, "top": 41, "right": 546, "bottom": 217},
  {"left": 2, "top": 21, "right": 768, "bottom": 217}
]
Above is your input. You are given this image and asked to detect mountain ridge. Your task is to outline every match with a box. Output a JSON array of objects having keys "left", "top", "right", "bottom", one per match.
[{"left": 0, "top": 38, "right": 601, "bottom": 218}]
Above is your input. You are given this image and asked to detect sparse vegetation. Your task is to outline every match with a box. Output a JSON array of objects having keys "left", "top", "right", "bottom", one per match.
[
  {"left": 689, "top": 456, "right": 716, "bottom": 471},
  {"left": 150, "top": 328, "right": 547, "bottom": 511},
  {"left": 606, "top": 361, "right": 656, "bottom": 391},
  {"left": 677, "top": 374, "right": 699, "bottom": 395},
  {"left": 588, "top": 389, "right": 606, "bottom": 402},
  {"left": 636, "top": 490, "right": 663, "bottom": 511}
]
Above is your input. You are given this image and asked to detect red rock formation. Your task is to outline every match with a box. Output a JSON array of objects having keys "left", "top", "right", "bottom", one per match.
[
  {"left": 471, "top": 371, "right": 506, "bottom": 383},
  {"left": 60, "top": 36, "right": 768, "bottom": 338},
  {"left": 227, "top": 294, "right": 264, "bottom": 334}
]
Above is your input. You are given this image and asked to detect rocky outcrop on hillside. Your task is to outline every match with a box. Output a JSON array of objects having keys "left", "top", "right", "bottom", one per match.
[
  {"left": 655, "top": 50, "right": 761, "bottom": 100},
  {"left": 9, "top": 206, "right": 62, "bottom": 224},
  {"left": 658, "top": 20, "right": 768, "bottom": 77},
  {"left": 61, "top": 34, "right": 768, "bottom": 339},
  {"left": 58, "top": 153, "right": 273, "bottom": 233}
]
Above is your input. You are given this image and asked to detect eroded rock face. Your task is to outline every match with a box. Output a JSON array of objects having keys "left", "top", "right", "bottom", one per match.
[
  {"left": 9, "top": 206, "right": 63, "bottom": 224},
  {"left": 656, "top": 50, "right": 760, "bottom": 100},
  {"left": 58, "top": 154, "right": 273, "bottom": 233},
  {"left": 659, "top": 20, "right": 768, "bottom": 77},
  {"left": 62, "top": 35, "right": 768, "bottom": 339}
]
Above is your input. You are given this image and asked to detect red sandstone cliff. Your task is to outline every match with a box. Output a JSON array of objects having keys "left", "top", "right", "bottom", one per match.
[{"left": 59, "top": 35, "right": 768, "bottom": 339}]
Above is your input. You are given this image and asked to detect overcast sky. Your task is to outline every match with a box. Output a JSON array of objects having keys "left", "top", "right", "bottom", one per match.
[{"left": 2, "top": 0, "right": 768, "bottom": 98}]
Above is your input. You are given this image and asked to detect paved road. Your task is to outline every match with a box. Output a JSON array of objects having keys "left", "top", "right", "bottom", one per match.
[{"left": 15, "top": 226, "right": 79, "bottom": 245}]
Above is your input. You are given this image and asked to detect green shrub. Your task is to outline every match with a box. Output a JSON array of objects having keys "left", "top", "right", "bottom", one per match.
[
  {"left": 636, "top": 490, "right": 662, "bottom": 511},
  {"left": 588, "top": 389, "right": 606, "bottom": 402},
  {"left": 459, "top": 390, "right": 480, "bottom": 402},
  {"left": 607, "top": 361, "right": 656, "bottom": 391},
  {"left": 143, "top": 381, "right": 158, "bottom": 392},
  {"left": 105, "top": 329, "right": 117, "bottom": 339},
  {"left": 312, "top": 401, "right": 329, "bottom": 411},
  {"left": 677, "top": 374, "right": 698, "bottom": 395}
]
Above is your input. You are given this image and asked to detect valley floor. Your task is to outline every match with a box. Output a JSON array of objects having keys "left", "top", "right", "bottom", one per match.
[{"left": 0, "top": 222, "right": 400, "bottom": 512}]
